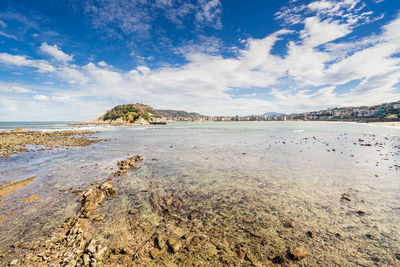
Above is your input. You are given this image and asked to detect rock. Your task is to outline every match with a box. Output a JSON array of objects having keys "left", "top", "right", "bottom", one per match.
[
  {"left": 341, "top": 193, "right": 351, "bottom": 201},
  {"left": 283, "top": 221, "right": 294, "bottom": 228},
  {"left": 99, "top": 182, "right": 116, "bottom": 197},
  {"left": 72, "top": 189, "right": 83, "bottom": 195},
  {"left": 289, "top": 247, "right": 308, "bottom": 261},
  {"left": 167, "top": 238, "right": 182, "bottom": 253},
  {"left": 93, "top": 214, "right": 106, "bottom": 222},
  {"left": 245, "top": 252, "right": 262, "bottom": 267},
  {"left": 155, "top": 236, "right": 165, "bottom": 249},
  {"left": 86, "top": 240, "right": 97, "bottom": 254},
  {"left": 366, "top": 234, "right": 375, "bottom": 240},
  {"left": 224, "top": 247, "right": 233, "bottom": 254},
  {"left": 129, "top": 209, "right": 139, "bottom": 215},
  {"left": 83, "top": 254, "right": 90, "bottom": 265},
  {"left": 271, "top": 254, "right": 285, "bottom": 264},
  {"left": 9, "top": 259, "right": 18, "bottom": 266},
  {"left": 356, "top": 210, "right": 366, "bottom": 215},
  {"left": 80, "top": 188, "right": 105, "bottom": 218},
  {"left": 149, "top": 248, "right": 159, "bottom": 259},
  {"left": 306, "top": 231, "right": 314, "bottom": 238},
  {"left": 65, "top": 259, "right": 77, "bottom": 267},
  {"left": 94, "top": 246, "right": 108, "bottom": 260}
]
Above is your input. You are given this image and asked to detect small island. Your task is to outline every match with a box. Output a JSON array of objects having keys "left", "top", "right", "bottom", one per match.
[{"left": 71, "top": 103, "right": 167, "bottom": 126}]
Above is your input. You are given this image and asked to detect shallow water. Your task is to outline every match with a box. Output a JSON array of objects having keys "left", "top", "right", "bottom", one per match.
[{"left": 0, "top": 121, "right": 400, "bottom": 265}]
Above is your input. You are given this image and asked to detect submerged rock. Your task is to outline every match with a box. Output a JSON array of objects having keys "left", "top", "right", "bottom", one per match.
[
  {"left": 289, "top": 247, "right": 308, "bottom": 261},
  {"left": 149, "top": 248, "right": 159, "bottom": 259},
  {"left": 155, "top": 236, "right": 165, "bottom": 249},
  {"left": 167, "top": 238, "right": 182, "bottom": 253}
]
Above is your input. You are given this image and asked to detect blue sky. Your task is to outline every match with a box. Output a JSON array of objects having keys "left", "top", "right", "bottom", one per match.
[{"left": 0, "top": 0, "right": 399, "bottom": 120}]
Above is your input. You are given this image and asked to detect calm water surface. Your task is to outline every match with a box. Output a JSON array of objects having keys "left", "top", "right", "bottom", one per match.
[{"left": 0, "top": 121, "right": 399, "bottom": 265}]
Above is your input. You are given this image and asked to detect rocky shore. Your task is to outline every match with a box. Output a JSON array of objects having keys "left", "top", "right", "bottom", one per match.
[
  {"left": 1, "top": 155, "right": 142, "bottom": 266},
  {"left": 0, "top": 129, "right": 103, "bottom": 158}
]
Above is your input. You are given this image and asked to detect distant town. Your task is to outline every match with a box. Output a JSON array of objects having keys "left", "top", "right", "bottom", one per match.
[{"left": 172, "top": 100, "right": 400, "bottom": 122}]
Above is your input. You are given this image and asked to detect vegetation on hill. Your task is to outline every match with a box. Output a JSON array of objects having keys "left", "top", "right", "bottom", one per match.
[
  {"left": 102, "top": 103, "right": 161, "bottom": 122},
  {"left": 157, "top": 110, "right": 209, "bottom": 120}
]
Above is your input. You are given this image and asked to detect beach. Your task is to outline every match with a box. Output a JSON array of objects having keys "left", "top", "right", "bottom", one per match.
[{"left": 0, "top": 121, "right": 399, "bottom": 266}]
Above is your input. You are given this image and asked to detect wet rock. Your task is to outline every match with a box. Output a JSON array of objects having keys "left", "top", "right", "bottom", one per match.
[
  {"left": 224, "top": 247, "right": 233, "bottom": 254},
  {"left": 245, "top": 252, "right": 262, "bottom": 267},
  {"left": 167, "top": 238, "right": 182, "bottom": 253},
  {"left": 155, "top": 236, "right": 165, "bottom": 249},
  {"left": 356, "top": 210, "right": 366, "bottom": 215},
  {"left": 341, "top": 193, "right": 351, "bottom": 201},
  {"left": 283, "top": 221, "right": 294, "bottom": 228},
  {"left": 9, "top": 259, "right": 18, "bottom": 266},
  {"left": 90, "top": 258, "right": 97, "bottom": 267},
  {"left": 65, "top": 259, "right": 77, "bottom": 267},
  {"left": 86, "top": 240, "right": 97, "bottom": 254},
  {"left": 129, "top": 209, "right": 139, "bottom": 215},
  {"left": 80, "top": 188, "right": 105, "bottom": 218},
  {"left": 366, "top": 234, "right": 375, "bottom": 240},
  {"left": 395, "top": 252, "right": 400, "bottom": 260},
  {"left": 11, "top": 240, "right": 23, "bottom": 248},
  {"left": 191, "top": 235, "right": 201, "bottom": 246},
  {"left": 94, "top": 246, "right": 108, "bottom": 260},
  {"left": 114, "top": 155, "right": 143, "bottom": 176},
  {"left": 371, "top": 256, "right": 380, "bottom": 262},
  {"left": 271, "top": 254, "right": 285, "bottom": 264},
  {"left": 83, "top": 254, "right": 90, "bottom": 266},
  {"left": 289, "top": 247, "right": 308, "bottom": 261},
  {"left": 93, "top": 214, "right": 106, "bottom": 222},
  {"left": 149, "top": 248, "right": 159, "bottom": 259},
  {"left": 99, "top": 182, "right": 116, "bottom": 197}
]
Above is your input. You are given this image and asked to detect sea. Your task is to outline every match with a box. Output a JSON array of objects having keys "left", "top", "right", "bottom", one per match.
[{"left": 0, "top": 121, "right": 399, "bottom": 265}]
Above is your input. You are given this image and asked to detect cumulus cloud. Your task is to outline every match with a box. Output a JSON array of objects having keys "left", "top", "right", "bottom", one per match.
[
  {"left": 0, "top": 53, "right": 55, "bottom": 72},
  {"left": 40, "top": 42, "right": 73, "bottom": 62}
]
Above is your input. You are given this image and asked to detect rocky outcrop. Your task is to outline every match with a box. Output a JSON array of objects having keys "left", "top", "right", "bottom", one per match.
[{"left": 114, "top": 155, "right": 142, "bottom": 176}]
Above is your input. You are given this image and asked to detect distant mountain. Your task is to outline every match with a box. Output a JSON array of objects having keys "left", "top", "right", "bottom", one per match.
[{"left": 157, "top": 110, "right": 209, "bottom": 120}]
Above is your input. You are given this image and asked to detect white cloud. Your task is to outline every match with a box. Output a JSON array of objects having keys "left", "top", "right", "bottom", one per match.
[
  {"left": 195, "top": 0, "right": 222, "bottom": 29},
  {"left": 0, "top": 31, "right": 17, "bottom": 40},
  {"left": 0, "top": 83, "right": 34, "bottom": 93},
  {"left": 33, "top": 94, "right": 49, "bottom": 101},
  {"left": 0, "top": 53, "right": 55, "bottom": 72},
  {"left": 40, "top": 42, "right": 73, "bottom": 62}
]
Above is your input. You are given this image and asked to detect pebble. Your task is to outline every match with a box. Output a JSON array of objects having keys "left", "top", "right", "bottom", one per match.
[{"left": 306, "top": 231, "right": 314, "bottom": 238}]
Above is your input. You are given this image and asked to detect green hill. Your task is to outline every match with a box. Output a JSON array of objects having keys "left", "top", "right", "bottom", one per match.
[{"left": 102, "top": 103, "right": 162, "bottom": 122}]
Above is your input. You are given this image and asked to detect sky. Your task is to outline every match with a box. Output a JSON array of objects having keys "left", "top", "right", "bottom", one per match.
[{"left": 0, "top": 0, "right": 399, "bottom": 121}]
